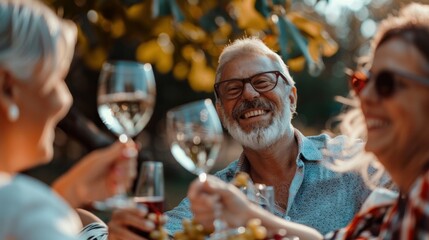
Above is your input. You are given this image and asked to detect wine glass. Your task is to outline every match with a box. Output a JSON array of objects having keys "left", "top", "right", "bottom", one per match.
[
  {"left": 95, "top": 60, "right": 156, "bottom": 210},
  {"left": 254, "top": 184, "right": 275, "bottom": 214},
  {"left": 130, "top": 161, "right": 165, "bottom": 237},
  {"left": 135, "top": 161, "right": 164, "bottom": 213},
  {"left": 166, "top": 99, "right": 227, "bottom": 237},
  {"left": 166, "top": 99, "right": 223, "bottom": 182}
]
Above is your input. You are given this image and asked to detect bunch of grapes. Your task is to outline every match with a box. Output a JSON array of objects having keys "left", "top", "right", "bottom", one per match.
[
  {"left": 231, "top": 218, "right": 267, "bottom": 240},
  {"left": 173, "top": 217, "right": 279, "bottom": 240},
  {"left": 173, "top": 219, "right": 210, "bottom": 240},
  {"left": 232, "top": 172, "right": 251, "bottom": 188},
  {"left": 229, "top": 219, "right": 295, "bottom": 240}
]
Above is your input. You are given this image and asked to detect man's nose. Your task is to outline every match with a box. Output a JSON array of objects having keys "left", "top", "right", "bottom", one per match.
[
  {"left": 241, "top": 82, "right": 260, "bottom": 100},
  {"left": 242, "top": 82, "right": 260, "bottom": 100}
]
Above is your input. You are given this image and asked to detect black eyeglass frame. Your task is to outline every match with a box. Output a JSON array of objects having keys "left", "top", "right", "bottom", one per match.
[
  {"left": 214, "top": 70, "right": 289, "bottom": 100},
  {"left": 350, "top": 68, "right": 429, "bottom": 98}
]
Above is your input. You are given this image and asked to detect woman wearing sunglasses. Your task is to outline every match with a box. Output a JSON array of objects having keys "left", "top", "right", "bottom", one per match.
[{"left": 188, "top": 3, "right": 429, "bottom": 239}]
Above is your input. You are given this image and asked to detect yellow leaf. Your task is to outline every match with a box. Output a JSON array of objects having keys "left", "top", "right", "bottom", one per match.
[
  {"left": 96, "top": 14, "right": 111, "bottom": 32},
  {"left": 212, "top": 23, "right": 232, "bottom": 45},
  {"left": 308, "top": 39, "right": 321, "bottom": 62},
  {"left": 83, "top": 47, "right": 107, "bottom": 70},
  {"left": 156, "top": 53, "right": 173, "bottom": 73},
  {"left": 173, "top": 62, "right": 189, "bottom": 80},
  {"left": 187, "top": 5, "right": 204, "bottom": 19},
  {"left": 189, "top": 61, "right": 215, "bottom": 92},
  {"left": 287, "top": 56, "right": 306, "bottom": 72},
  {"left": 230, "top": 0, "right": 267, "bottom": 30},
  {"left": 111, "top": 19, "right": 126, "bottom": 38},
  {"left": 126, "top": 2, "right": 145, "bottom": 20},
  {"left": 205, "top": 41, "right": 222, "bottom": 58},
  {"left": 181, "top": 45, "right": 195, "bottom": 61},
  {"left": 136, "top": 40, "right": 160, "bottom": 63},
  {"left": 157, "top": 33, "right": 175, "bottom": 54},
  {"left": 287, "top": 12, "right": 339, "bottom": 57},
  {"left": 191, "top": 49, "right": 205, "bottom": 63},
  {"left": 287, "top": 12, "right": 322, "bottom": 38},
  {"left": 176, "top": 21, "right": 207, "bottom": 43},
  {"left": 219, "top": 23, "right": 232, "bottom": 35},
  {"left": 319, "top": 31, "right": 338, "bottom": 57},
  {"left": 153, "top": 17, "right": 175, "bottom": 37},
  {"left": 155, "top": 51, "right": 173, "bottom": 73},
  {"left": 262, "top": 34, "right": 279, "bottom": 52}
]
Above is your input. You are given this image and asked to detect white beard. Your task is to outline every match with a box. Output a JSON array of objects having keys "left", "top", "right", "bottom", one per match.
[{"left": 220, "top": 94, "right": 292, "bottom": 150}]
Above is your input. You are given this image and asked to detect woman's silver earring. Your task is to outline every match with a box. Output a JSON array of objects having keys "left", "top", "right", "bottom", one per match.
[{"left": 8, "top": 103, "right": 19, "bottom": 122}]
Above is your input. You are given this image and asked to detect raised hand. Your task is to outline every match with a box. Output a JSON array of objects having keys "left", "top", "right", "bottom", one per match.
[
  {"left": 108, "top": 207, "right": 156, "bottom": 240},
  {"left": 52, "top": 140, "right": 137, "bottom": 208},
  {"left": 188, "top": 175, "right": 253, "bottom": 232}
]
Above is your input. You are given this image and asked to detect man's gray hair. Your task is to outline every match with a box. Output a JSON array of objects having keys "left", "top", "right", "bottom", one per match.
[
  {"left": 0, "top": 0, "right": 77, "bottom": 81},
  {"left": 215, "top": 37, "right": 295, "bottom": 87}
]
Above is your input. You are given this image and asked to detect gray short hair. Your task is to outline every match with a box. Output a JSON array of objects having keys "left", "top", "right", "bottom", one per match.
[
  {"left": 0, "top": 0, "right": 77, "bottom": 81},
  {"left": 215, "top": 37, "right": 295, "bottom": 87}
]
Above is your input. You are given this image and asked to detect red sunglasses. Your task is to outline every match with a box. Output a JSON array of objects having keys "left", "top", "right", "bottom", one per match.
[{"left": 350, "top": 69, "right": 429, "bottom": 98}]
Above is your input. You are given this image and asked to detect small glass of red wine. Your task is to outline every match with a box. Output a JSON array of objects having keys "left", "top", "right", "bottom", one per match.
[{"left": 131, "top": 161, "right": 165, "bottom": 237}]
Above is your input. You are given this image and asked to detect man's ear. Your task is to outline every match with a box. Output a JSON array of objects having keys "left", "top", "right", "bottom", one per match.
[
  {"left": 0, "top": 69, "right": 20, "bottom": 122},
  {"left": 289, "top": 86, "right": 297, "bottom": 114}
]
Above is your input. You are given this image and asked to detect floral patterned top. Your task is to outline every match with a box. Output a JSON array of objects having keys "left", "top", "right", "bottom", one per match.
[{"left": 325, "top": 170, "right": 429, "bottom": 240}]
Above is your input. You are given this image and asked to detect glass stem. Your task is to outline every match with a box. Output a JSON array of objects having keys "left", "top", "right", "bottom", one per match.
[
  {"left": 119, "top": 134, "right": 129, "bottom": 143},
  {"left": 198, "top": 172, "right": 207, "bottom": 182}
]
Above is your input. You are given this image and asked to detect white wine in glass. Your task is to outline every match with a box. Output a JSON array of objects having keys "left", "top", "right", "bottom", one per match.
[
  {"left": 95, "top": 60, "right": 156, "bottom": 210},
  {"left": 167, "top": 99, "right": 223, "bottom": 181},
  {"left": 167, "top": 99, "right": 230, "bottom": 238}
]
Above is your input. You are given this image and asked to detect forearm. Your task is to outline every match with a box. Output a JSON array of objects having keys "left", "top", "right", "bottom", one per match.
[
  {"left": 52, "top": 176, "right": 86, "bottom": 208},
  {"left": 247, "top": 206, "right": 323, "bottom": 240},
  {"left": 76, "top": 208, "right": 106, "bottom": 226}
]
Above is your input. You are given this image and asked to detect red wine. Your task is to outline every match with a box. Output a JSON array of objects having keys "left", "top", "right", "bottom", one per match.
[
  {"left": 129, "top": 196, "right": 164, "bottom": 238},
  {"left": 134, "top": 196, "right": 164, "bottom": 214}
]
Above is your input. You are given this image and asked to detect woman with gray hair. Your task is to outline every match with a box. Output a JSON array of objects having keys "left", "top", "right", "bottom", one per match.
[
  {"left": 188, "top": 2, "right": 429, "bottom": 239},
  {"left": 0, "top": 1, "right": 139, "bottom": 239}
]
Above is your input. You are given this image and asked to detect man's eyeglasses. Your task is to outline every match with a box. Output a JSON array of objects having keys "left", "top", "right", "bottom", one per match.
[
  {"left": 214, "top": 71, "right": 288, "bottom": 100},
  {"left": 350, "top": 69, "right": 429, "bottom": 98}
]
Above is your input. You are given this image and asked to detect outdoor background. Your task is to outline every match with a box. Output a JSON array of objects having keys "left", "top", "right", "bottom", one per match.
[{"left": 26, "top": 0, "right": 428, "bottom": 221}]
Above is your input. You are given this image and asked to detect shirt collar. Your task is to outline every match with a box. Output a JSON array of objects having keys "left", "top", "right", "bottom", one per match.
[
  {"left": 235, "top": 128, "right": 323, "bottom": 174},
  {"left": 295, "top": 129, "right": 323, "bottom": 161}
]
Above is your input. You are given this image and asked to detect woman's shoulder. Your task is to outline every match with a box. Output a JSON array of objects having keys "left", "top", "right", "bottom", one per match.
[
  {"left": 1, "top": 174, "right": 64, "bottom": 206},
  {"left": 0, "top": 173, "right": 82, "bottom": 239}
]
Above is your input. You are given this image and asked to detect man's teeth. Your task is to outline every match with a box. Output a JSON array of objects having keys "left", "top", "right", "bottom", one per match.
[
  {"left": 244, "top": 110, "right": 266, "bottom": 119},
  {"left": 366, "top": 119, "right": 388, "bottom": 128}
]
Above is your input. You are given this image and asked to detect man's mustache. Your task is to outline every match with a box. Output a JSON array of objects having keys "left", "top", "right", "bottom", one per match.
[{"left": 232, "top": 99, "right": 276, "bottom": 120}]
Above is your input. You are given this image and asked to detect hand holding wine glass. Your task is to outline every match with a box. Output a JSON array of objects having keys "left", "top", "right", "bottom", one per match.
[{"left": 95, "top": 60, "right": 156, "bottom": 210}]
